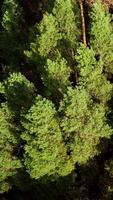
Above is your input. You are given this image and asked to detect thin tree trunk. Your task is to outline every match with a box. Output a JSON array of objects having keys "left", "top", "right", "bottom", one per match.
[{"left": 79, "top": 0, "right": 87, "bottom": 47}]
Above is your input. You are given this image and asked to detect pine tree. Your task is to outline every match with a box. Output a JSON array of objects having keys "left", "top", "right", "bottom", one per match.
[
  {"left": 0, "top": 0, "right": 25, "bottom": 68},
  {"left": 52, "top": 0, "right": 80, "bottom": 48},
  {"left": 0, "top": 103, "right": 21, "bottom": 193},
  {"left": 76, "top": 45, "right": 113, "bottom": 104},
  {"left": 90, "top": 0, "right": 113, "bottom": 73},
  {"left": 25, "top": 13, "right": 61, "bottom": 60},
  {"left": 0, "top": 0, "right": 113, "bottom": 198},
  {"left": 41, "top": 52, "right": 71, "bottom": 97},
  {"left": 1, "top": 72, "right": 36, "bottom": 114},
  {"left": 21, "top": 95, "right": 74, "bottom": 180},
  {"left": 0, "top": 72, "right": 36, "bottom": 193},
  {"left": 25, "top": 0, "right": 81, "bottom": 102},
  {"left": 60, "top": 87, "right": 112, "bottom": 164},
  {"left": 2, "top": 0, "right": 21, "bottom": 32},
  {"left": 25, "top": 0, "right": 81, "bottom": 63}
]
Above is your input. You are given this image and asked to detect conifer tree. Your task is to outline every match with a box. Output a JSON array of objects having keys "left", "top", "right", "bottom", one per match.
[
  {"left": 0, "top": 0, "right": 25, "bottom": 67},
  {"left": 52, "top": 0, "right": 80, "bottom": 48},
  {"left": 76, "top": 45, "right": 113, "bottom": 104},
  {"left": 0, "top": 0, "right": 113, "bottom": 198},
  {"left": 21, "top": 95, "right": 74, "bottom": 180},
  {"left": 25, "top": 0, "right": 81, "bottom": 63},
  {"left": 41, "top": 52, "right": 71, "bottom": 96},
  {"left": 60, "top": 87, "right": 112, "bottom": 164},
  {"left": 25, "top": 0, "right": 81, "bottom": 101},
  {"left": 2, "top": 72, "right": 36, "bottom": 114},
  {"left": 0, "top": 72, "right": 36, "bottom": 193},
  {"left": 0, "top": 103, "right": 21, "bottom": 193},
  {"left": 90, "top": 0, "right": 113, "bottom": 73},
  {"left": 2, "top": 0, "right": 21, "bottom": 32}
]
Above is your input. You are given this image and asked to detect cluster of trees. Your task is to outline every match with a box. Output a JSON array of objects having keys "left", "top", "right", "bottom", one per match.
[{"left": 1, "top": 0, "right": 113, "bottom": 199}]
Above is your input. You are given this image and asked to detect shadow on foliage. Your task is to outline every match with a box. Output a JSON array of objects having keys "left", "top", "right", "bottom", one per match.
[{"left": 1, "top": 136, "right": 113, "bottom": 200}]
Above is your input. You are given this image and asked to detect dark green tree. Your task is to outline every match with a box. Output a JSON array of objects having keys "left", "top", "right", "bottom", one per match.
[
  {"left": 0, "top": 0, "right": 26, "bottom": 69},
  {"left": 0, "top": 103, "right": 21, "bottom": 193}
]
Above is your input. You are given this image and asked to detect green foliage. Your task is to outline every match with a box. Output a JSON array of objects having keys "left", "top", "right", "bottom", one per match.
[
  {"left": 53, "top": 0, "right": 80, "bottom": 48},
  {"left": 22, "top": 95, "right": 74, "bottom": 180},
  {"left": 42, "top": 53, "right": 71, "bottom": 95},
  {"left": 2, "top": 0, "right": 22, "bottom": 32},
  {"left": 60, "top": 87, "right": 112, "bottom": 164},
  {"left": 38, "top": 14, "right": 61, "bottom": 57},
  {"left": 25, "top": 13, "right": 61, "bottom": 59},
  {"left": 76, "top": 45, "right": 113, "bottom": 103},
  {"left": 0, "top": 0, "right": 113, "bottom": 198},
  {"left": 2, "top": 72, "right": 36, "bottom": 114},
  {"left": 76, "top": 45, "right": 97, "bottom": 77},
  {"left": 25, "top": 0, "right": 80, "bottom": 62},
  {"left": 90, "top": 0, "right": 113, "bottom": 73},
  {"left": 0, "top": 104, "right": 21, "bottom": 193},
  {"left": 0, "top": 73, "right": 36, "bottom": 193},
  {"left": 0, "top": 0, "right": 25, "bottom": 67}
]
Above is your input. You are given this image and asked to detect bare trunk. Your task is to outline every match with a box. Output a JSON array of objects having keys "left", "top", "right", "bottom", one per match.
[{"left": 79, "top": 0, "right": 87, "bottom": 47}]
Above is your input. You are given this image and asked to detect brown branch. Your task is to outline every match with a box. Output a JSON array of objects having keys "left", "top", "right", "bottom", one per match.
[{"left": 78, "top": 0, "right": 87, "bottom": 47}]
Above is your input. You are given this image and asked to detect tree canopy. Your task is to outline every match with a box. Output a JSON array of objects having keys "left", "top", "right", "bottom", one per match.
[{"left": 0, "top": 0, "right": 113, "bottom": 199}]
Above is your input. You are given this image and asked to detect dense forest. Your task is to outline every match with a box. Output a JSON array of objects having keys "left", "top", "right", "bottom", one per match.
[{"left": 1, "top": 0, "right": 113, "bottom": 199}]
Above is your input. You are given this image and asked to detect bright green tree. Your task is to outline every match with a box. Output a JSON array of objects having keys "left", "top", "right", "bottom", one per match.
[
  {"left": 52, "top": 0, "right": 80, "bottom": 48},
  {"left": 0, "top": 0, "right": 113, "bottom": 198},
  {"left": 21, "top": 95, "right": 74, "bottom": 180},
  {"left": 90, "top": 0, "right": 113, "bottom": 73},
  {"left": 41, "top": 52, "right": 71, "bottom": 97},
  {"left": 60, "top": 87, "right": 112, "bottom": 164},
  {"left": 1, "top": 72, "right": 36, "bottom": 114},
  {"left": 25, "top": 0, "right": 81, "bottom": 63},
  {"left": 76, "top": 45, "right": 113, "bottom": 104},
  {"left": 0, "top": 72, "right": 36, "bottom": 193}
]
